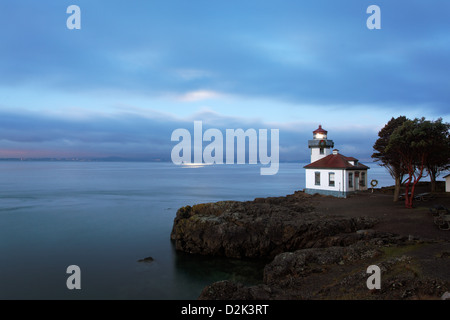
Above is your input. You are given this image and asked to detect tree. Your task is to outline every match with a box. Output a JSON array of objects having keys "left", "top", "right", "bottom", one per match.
[
  {"left": 424, "top": 118, "right": 450, "bottom": 192},
  {"left": 372, "top": 116, "right": 408, "bottom": 201},
  {"left": 386, "top": 118, "right": 435, "bottom": 209}
]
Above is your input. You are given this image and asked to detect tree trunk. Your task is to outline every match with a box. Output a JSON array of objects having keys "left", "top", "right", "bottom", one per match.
[
  {"left": 430, "top": 178, "right": 436, "bottom": 193},
  {"left": 404, "top": 178, "right": 412, "bottom": 209},
  {"left": 404, "top": 160, "right": 425, "bottom": 209},
  {"left": 429, "top": 170, "right": 437, "bottom": 192},
  {"left": 393, "top": 176, "right": 401, "bottom": 202}
]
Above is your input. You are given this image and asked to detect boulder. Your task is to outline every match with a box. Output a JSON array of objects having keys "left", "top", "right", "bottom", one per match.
[
  {"left": 170, "top": 192, "right": 376, "bottom": 259},
  {"left": 199, "top": 237, "right": 450, "bottom": 300}
]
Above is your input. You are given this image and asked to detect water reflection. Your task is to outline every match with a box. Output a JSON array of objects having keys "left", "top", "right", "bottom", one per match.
[{"left": 172, "top": 244, "right": 268, "bottom": 298}]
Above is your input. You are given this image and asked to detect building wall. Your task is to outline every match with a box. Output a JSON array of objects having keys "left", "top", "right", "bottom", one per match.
[
  {"left": 305, "top": 169, "right": 345, "bottom": 192},
  {"left": 311, "top": 147, "right": 332, "bottom": 163},
  {"left": 344, "top": 170, "right": 369, "bottom": 192},
  {"left": 305, "top": 168, "right": 369, "bottom": 196},
  {"left": 446, "top": 176, "right": 450, "bottom": 192}
]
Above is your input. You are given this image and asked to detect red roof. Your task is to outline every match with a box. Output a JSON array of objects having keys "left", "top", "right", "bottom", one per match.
[
  {"left": 304, "top": 153, "right": 369, "bottom": 170},
  {"left": 313, "top": 125, "right": 327, "bottom": 134}
]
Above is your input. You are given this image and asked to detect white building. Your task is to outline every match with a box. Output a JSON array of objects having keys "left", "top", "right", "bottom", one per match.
[
  {"left": 444, "top": 174, "right": 450, "bottom": 192},
  {"left": 304, "top": 125, "right": 370, "bottom": 198}
]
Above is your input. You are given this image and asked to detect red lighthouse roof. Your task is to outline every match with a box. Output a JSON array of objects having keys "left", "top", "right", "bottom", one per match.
[
  {"left": 304, "top": 153, "right": 370, "bottom": 170},
  {"left": 313, "top": 125, "right": 327, "bottom": 134}
]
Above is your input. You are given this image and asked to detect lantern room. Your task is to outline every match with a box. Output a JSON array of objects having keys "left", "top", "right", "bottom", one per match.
[{"left": 313, "top": 125, "right": 328, "bottom": 140}]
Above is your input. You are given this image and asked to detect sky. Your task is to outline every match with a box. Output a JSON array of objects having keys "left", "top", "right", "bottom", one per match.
[{"left": 0, "top": 0, "right": 449, "bottom": 162}]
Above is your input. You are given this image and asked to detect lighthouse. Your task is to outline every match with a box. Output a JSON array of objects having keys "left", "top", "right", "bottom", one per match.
[
  {"left": 304, "top": 125, "right": 370, "bottom": 198},
  {"left": 308, "top": 125, "right": 334, "bottom": 163}
]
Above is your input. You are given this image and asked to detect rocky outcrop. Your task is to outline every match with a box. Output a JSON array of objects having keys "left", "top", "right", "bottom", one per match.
[
  {"left": 170, "top": 192, "right": 376, "bottom": 259},
  {"left": 171, "top": 190, "right": 450, "bottom": 300},
  {"left": 137, "top": 256, "right": 154, "bottom": 263},
  {"left": 199, "top": 236, "right": 450, "bottom": 300}
]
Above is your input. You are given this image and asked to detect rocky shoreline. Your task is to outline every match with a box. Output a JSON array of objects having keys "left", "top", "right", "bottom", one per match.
[{"left": 170, "top": 191, "right": 450, "bottom": 300}]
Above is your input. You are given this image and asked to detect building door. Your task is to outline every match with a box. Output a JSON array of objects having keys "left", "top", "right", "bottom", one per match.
[{"left": 355, "top": 172, "right": 360, "bottom": 191}]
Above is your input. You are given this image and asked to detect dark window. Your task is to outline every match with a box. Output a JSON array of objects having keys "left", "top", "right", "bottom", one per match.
[
  {"left": 315, "top": 172, "right": 320, "bottom": 186},
  {"left": 361, "top": 172, "right": 366, "bottom": 187},
  {"left": 349, "top": 172, "right": 353, "bottom": 188},
  {"left": 320, "top": 148, "right": 324, "bottom": 155},
  {"left": 329, "top": 172, "right": 335, "bottom": 187}
]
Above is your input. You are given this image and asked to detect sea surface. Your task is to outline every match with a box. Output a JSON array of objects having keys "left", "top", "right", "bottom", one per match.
[{"left": 0, "top": 161, "right": 395, "bottom": 299}]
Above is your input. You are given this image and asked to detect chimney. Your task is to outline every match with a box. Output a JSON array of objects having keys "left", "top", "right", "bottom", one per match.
[{"left": 333, "top": 149, "right": 339, "bottom": 155}]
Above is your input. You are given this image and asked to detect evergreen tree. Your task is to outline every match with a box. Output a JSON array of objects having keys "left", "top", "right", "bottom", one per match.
[
  {"left": 386, "top": 118, "right": 449, "bottom": 208},
  {"left": 372, "top": 116, "right": 408, "bottom": 202},
  {"left": 424, "top": 118, "right": 450, "bottom": 192}
]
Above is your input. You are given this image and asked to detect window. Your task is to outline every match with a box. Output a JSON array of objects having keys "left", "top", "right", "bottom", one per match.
[
  {"left": 320, "top": 148, "right": 324, "bottom": 155},
  {"left": 361, "top": 172, "right": 366, "bottom": 187},
  {"left": 349, "top": 172, "right": 353, "bottom": 188},
  {"left": 329, "top": 172, "right": 335, "bottom": 187},
  {"left": 315, "top": 172, "right": 320, "bottom": 186}
]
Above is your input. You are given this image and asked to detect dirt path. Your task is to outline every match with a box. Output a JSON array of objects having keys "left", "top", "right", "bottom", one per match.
[{"left": 311, "top": 190, "right": 450, "bottom": 241}]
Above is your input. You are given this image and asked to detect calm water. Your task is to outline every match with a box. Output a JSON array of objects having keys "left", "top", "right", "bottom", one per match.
[{"left": 0, "top": 161, "right": 394, "bottom": 299}]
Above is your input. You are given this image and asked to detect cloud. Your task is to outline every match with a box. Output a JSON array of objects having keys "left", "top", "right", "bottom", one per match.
[
  {"left": 0, "top": 109, "right": 377, "bottom": 162},
  {"left": 175, "top": 69, "right": 214, "bottom": 81},
  {"left": 1, "top": 1, "right": 449, "bottom": 116},
  {"left": 0, "top": 1, "right": 448, "bottom": 162},
  {"left": 177, "top": 90, "right": 223, "bottom": 102}
]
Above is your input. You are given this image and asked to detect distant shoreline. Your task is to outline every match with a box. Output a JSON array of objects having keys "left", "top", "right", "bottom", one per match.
[{"left": 0, "top": 158, "right": 366, "bottom": 164}]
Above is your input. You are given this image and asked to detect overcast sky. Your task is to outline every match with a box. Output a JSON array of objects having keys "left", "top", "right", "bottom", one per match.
[{"left": 0, "top": 1, "right": 449, "bottom": 162}]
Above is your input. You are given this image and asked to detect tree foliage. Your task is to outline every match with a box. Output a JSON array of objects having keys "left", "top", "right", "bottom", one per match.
[
  {"left": 373, "top": 116, "right": 450, "bottom": 208},
  {"left": 424, "top": 118, "right": 450, "bottom": 192},
  {"left": 372, "top": 116, "right": 408, "bottom": 201}
]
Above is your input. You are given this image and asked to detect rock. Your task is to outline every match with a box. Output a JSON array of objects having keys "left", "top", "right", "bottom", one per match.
[
  {"left": 170, "top": 192, "right": 377, "bottom": 259},
  {"left": 198, "top": 280, "right": 277, "bottom": 300},
  {"left": 198, "top": 281, "right": 253, "bottom": 300},
  {"left": 442, "top": 292, "right": 450, "bottom": 300},
  {"left": 138, "top": 256, "right": 154, "bottom": 263},
  {"left": 356, "top": 229, "right": 375, "bottom": 235},
  {"left": 199, "top": 238, "right": 450, "bottom": 300},
  {"left": 173, "top": 190, "right": 450, "bottom": 300},
  {"left": 263, "top": 241, "right": 382, "bottom": 285}
]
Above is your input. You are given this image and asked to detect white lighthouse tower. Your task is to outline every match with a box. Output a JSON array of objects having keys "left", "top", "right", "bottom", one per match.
[{"left": 308, "top": 125, "right": 334, "bottom": 163}]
